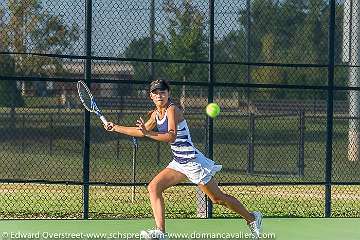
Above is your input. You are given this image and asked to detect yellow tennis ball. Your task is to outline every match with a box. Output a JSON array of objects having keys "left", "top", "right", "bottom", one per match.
[{"left": 206, "top": 103, "right": 220, "bottom": 118}]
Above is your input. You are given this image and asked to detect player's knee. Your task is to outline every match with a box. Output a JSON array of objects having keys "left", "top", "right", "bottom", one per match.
[
  {"left": 147, "top": 182, "right": 162, "bottom": 196},
  {"left": 147, "top": 183, "right": 156, "bottom": 194}
]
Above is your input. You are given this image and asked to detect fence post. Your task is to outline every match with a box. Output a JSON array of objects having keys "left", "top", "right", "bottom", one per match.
[
  {"left": 22, "top": 113, "right": 25, "bottom": 153},
  {"left": 298, "top": 110, "right": 305, "bottom": 177},
  {"left": 196, "top": 187, "right": 207, "bottom": 218},
  {"left": 117, "top": 113, "right": 120, "bottom": 159},
  {"left": 325, "top": 0, "right": 336, "bottom": 218},
  {"left": 131, "top": 137, "right": 138, "bottom": 203},
  {"left": 245, "top": 0, "right": 252, "bottom": 142},
  {"left": 247, "top": 113, "right": 255, "bottom": 174},
  {"left": 49, "top": 113, "right": 53, "bottom": 156},
  {"left": 82, "top": 0, "right": 93, "bottom": 220},
  {"left": 149, "top": 0, "right": 155, "bottom": 81},
  {"left": 204, "top": 0, "right": 215, "bottom": 219}
]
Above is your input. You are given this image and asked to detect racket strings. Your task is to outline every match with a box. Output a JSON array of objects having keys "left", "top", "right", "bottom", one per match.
[{"left": 78, "top": 82, "right": 93, "bottom": 111}]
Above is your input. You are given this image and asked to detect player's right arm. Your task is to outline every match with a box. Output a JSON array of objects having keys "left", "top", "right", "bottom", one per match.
[{"left": 105, "top": 111, "right": 157, "bottom": 137}]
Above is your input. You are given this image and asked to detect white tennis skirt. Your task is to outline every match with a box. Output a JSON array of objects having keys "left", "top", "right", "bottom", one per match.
[{"left": 167, "top": 152, "right": 222, "bottom": 185}]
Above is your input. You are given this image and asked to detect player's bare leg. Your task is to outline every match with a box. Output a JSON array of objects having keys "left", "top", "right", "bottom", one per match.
[
  {"left": 199, "top": 178, "right": 262, "bottom": 238},
  {"left": 147, "top": 168, "right": 186, "bottom": 231},
  {"left": 199, "top": 178, "right": 254, "bottom": 223}
]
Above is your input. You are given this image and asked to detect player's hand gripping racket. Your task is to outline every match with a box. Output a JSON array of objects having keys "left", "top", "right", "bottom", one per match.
[{"left": 77, "top": 80, "right": 111, "bottom": 129}]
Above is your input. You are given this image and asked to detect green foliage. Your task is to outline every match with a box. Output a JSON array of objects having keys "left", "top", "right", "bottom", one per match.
[
  {"left": 161, "top": 0, "right": 208, "bottom": 97},
  {"left": 0, "top": 0, "right": 80, "bottom": 96},
  {"left": 164, "top": 0, "right": 206, "bottom": 60},
  {"left": 0, "top": 80, "right": 24, "bottom": 107},
  {"left": 125, "top": 37, "right": 151, "bottom": 81},
  {"left": 3, "top": 0, "right": 80, "bottom": 54},
  {"left": 218, "top": 0, "right": 347, "bottom": 100},
  {"left": 125, "top": 0, "right": 208, "bottom": 94},
  {"left": 125, "top": 0, "right": 346, "bottom": 100},
  {"left": 0, "top": 55, "right": 24, "bottom": 107}
]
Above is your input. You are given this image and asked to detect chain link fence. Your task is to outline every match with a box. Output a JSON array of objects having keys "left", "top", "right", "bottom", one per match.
[{"left": 0, "top": 0, "right": 359, "bottom": 219}]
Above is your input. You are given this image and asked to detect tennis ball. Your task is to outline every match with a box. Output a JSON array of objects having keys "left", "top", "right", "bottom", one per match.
[{"left": 206, "top": 103, "right": 220, "bottom": 118}]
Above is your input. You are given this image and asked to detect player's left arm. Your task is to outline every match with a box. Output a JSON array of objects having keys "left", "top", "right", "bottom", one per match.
[{"left": 137, "top": 105, "right": 177, "bottom": 143}]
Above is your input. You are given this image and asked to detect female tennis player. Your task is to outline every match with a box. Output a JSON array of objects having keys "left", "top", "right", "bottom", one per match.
[{"left": 104, "top": 79, "right": 262, "bottom": 239}]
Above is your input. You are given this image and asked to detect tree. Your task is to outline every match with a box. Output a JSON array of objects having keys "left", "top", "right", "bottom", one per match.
[
  {"left": 162, "top": 0, "right": 207, "bottom": 84},
  {"left": 229, "top": 0, "right": 347, "bottom": 100},
  {"left": 159, "top": 0, "right": 208, "bottom": 103},
  {"left": 124, "top": 37, "right": 168, "bottom": 82},
  {"left": 0, "top": 54, "right": 24, "bottom": 107},
  {"left": 124, "top": 0, "right": 207, "bottom": 99},
  {"left": 214, "top": 30, "right": 248, "bottom": 84},
  {"left": 251, "top": 33, "right": 287, "bottom": 99},
  {"left": 0, "top": 7, "right": 23, "bottom": 107},
  {"left": 125, "top": 37, "right": 151, "bottom": 81},
  {"left": 238, "top": 0, "right": 282, "bottom": 63},
  {"left": 0, "top": 0, "right": 79, "bottom": 96}
]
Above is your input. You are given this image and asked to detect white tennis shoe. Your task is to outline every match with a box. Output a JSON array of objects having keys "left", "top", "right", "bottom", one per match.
[
  {"left": 140, "top": 229, "right": 168, "bottom": 240},
  {"left": 248, "top": 211, "right": 262, "bottom": 239}
]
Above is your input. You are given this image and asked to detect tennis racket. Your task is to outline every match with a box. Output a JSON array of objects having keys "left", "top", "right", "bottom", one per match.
[{"left": 77, "top": 80, "right": 108, "bottom": 126}]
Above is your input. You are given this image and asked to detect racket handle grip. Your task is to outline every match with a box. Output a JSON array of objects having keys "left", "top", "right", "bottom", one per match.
[{"left": 100, "top": 115, "right": 108, "bottom": 125}]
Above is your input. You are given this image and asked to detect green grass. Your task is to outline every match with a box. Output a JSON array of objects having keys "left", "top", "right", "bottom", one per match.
[{"left": 0, "top": 183, "right": 359, "bottom": 219}]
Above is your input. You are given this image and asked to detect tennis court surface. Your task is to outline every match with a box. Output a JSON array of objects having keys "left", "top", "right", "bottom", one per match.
[{"left": 0, "top": 218, "right": 358, "bottom": 240}]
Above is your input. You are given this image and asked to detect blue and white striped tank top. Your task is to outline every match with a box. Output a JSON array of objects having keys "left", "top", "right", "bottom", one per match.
[{"left": 156, "top": 105, "right": 198, "bottom": 164}]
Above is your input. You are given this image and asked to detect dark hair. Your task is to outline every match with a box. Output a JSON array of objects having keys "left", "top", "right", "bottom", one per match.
[{"left": 149, "top": 79, "right": 170, "bottom": 93}]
